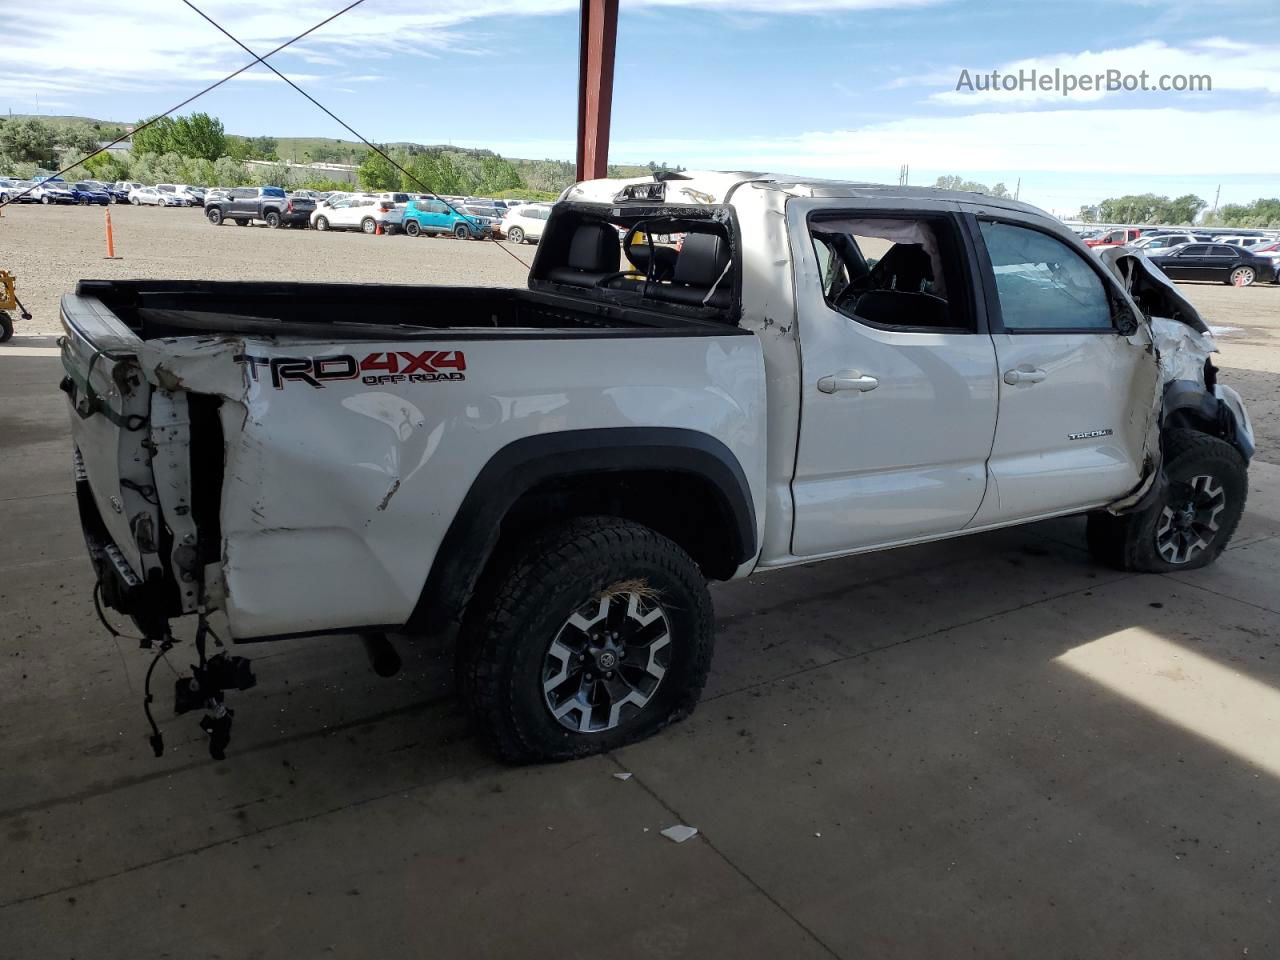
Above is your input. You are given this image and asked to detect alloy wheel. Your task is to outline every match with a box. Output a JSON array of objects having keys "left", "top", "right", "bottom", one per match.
[
  {"left": 542, "top": 589, "right": 672, "bottom": 734},
  {"left": 1155, "top": 474, "right": 1227, "bottom": 564}
]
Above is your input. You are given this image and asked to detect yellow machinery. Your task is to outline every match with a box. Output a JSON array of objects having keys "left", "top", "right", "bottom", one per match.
[{"left": 0, "top": 269, "right": 31, "bottom": 343}]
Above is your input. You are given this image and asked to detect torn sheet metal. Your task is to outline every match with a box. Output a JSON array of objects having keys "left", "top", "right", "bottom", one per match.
[{"left": 1150, "top": 316, "right": 1216, "bottom": 385}]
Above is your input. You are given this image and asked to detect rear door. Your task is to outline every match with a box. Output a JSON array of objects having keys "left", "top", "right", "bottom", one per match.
[
  {"left": 968, "top": 217, "right": 1156, "bottom": 525},
  {"left": 787, "top": 200, "right": 1000, "bottom": 555},
  {"left": 1204, "top": 245, "right": 1238, "bottom": 280}
]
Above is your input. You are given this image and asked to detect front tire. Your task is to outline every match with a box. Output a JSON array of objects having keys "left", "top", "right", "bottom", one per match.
[
  {"left": 461, "top": 517, "right": 713, "bottom": 763},
  {"left": 206, "top": 207, "right": 224, "bottom": 225},
  {"left": 314, "top": 216, "right": 329, "bottom": 231},
  {"left": 1087, "top": 429, "right": 1247, "bottom": 572},
  {"left": 454, "top": 223, "right": 471, "bottom": 240}
]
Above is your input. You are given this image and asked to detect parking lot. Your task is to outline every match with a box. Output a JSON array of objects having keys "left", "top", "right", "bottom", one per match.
[{"left": 2, "top": 203, "right": 1279, "bottom": 958}]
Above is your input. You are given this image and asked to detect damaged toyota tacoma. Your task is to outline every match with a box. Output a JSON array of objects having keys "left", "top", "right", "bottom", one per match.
[{"left": 61, "top": 172, "right": 1254, "bottom": 761}]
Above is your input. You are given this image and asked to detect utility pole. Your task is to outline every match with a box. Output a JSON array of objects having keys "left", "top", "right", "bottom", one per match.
[
  {"left": 575, "top": 0, "right": 619, "bottom": 182},
  {"left": 1212, "top": 184, "right": 1221, "bottom": 214},
  {"left": 1015, "top": 177, "right": 1021, "bottom": 200}
]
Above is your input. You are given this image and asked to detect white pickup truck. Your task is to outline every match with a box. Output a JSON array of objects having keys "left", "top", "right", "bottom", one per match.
[{"left": 62, "top": 171, "right": 1254, "bottom": 762}]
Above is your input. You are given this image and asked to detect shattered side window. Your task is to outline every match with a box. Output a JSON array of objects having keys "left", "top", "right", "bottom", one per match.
[{"left": 980, "top": 221, "right": 1112, "bottom": 331}]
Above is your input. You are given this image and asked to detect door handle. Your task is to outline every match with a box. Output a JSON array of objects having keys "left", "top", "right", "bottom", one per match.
[
  {"left": 818, "top": 371, "right": 879, "bottom": 394},
  {"left": 1003, "top": 367, "right": 1047, "bottom": 385}
]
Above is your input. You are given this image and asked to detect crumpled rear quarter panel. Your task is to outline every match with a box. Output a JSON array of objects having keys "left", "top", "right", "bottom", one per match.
[{"left": 149, "top": 334, "right": 766, "bottom": 639}]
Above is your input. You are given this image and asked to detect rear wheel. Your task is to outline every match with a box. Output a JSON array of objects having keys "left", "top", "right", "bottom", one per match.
[
  {"left": 265, "top": 210, "right": 281, "bottom": 229},
  {"left": 206, "top": 207, "right": 224, "bottom": 225},
  {"left": 0, "top": 312, "right": 13, "bottom": 343},
  {"left": 314, "top": 216, "right": 329, "bottom": 231},
  {"left": 506, "top": 226, "right": 525, "bottom": 244},
  {"left": 361, "top": 217, "right": 377, "bottom": 234},
  {"left": 404, "top": 219, "right": 421, "bottom": 237},
  {"left": 1228, "top": 266, "right": 1256, "bottom": 286},
  {"left": 1086, "top": 429, "right": 1247, "bottom": 572},
  {"left": 41, "top": 196, "right": 50, "bottom": 204},
  {"left": 460, "top": 516, "right": 713, "bottom": 763}
]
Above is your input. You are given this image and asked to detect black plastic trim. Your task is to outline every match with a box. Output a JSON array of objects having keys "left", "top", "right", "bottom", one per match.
[{"left": 404, "top": 427, "right": 758, "bottom": 635}]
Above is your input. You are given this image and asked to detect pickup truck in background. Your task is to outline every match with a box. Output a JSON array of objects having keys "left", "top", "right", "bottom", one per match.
[
  {"left": 61, "top": 171, "right": 1253, "bottom": 762},
  {"left": 205, "top": 186, "right": 315, "bottom": 229}
]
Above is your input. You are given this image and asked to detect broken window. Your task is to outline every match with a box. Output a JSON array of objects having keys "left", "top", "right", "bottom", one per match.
[{"left": 808, "top": 215, "right": 973, "bottom": 332}]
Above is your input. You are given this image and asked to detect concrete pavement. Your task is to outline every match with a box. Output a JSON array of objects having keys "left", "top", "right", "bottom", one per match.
[{"left": 2, "top": 341, "right": 1278, "bottom": 959}]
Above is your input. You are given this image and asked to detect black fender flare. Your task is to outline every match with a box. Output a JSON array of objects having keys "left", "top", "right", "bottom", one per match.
[
  {"left": 1162, "top": 379, "right": 1254, "bottom": 461},
  {"left": 403, "top": 427, "right": 757, "bottom": 634}
]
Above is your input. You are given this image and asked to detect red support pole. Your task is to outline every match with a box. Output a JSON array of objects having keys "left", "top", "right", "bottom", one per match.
[{"left": 576, "top": 0, "right": 619, "bottom": 183}]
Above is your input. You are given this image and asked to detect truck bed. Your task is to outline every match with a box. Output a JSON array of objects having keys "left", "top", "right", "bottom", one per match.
[{"left": 73, "top": 279, "right": 743, "bottom": 341}]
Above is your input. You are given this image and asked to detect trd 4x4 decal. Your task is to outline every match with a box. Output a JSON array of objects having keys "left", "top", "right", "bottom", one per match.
[{"left": 237, "top": 350, "right": 466, "bottom": 389}]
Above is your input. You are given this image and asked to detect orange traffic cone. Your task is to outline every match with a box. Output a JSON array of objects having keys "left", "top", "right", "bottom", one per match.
[
  {"left": 375, "top": 221, "right": 383, "bottom": 236},
  {"left": 104, "top": 208, "right": 121, "bottom": 259}
]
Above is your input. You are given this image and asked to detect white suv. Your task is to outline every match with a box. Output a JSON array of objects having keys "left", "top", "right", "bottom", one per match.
[{"left": 500, "top": 204, "right": 552, "bottom": 244}]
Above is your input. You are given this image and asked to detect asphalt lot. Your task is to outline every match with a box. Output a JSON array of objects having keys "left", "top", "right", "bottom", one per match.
[{"left": 2, "top": 204, "right": 1279, "bottom": 958}]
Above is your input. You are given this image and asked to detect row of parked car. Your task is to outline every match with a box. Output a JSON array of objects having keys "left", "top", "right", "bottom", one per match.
[
  {"left": 0, "top": 176, "right": 208, "bottom": 206},
  {"left": 201, "top": 186, "right": 554, "bottom": 243},
  {"left": 1078, "top": 226, "right": 1280, "bottom": 286}
]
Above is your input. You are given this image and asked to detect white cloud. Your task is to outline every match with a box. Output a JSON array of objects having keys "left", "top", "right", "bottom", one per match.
[
  {"left": 0, "top": 0, "right": 941, "bottom": 103},
  {"left": 930, "top": 38, "right": 1280, "bottom": 104},
  {"left": 486, "top": 105, "right": 1279, "bottom": 177}
]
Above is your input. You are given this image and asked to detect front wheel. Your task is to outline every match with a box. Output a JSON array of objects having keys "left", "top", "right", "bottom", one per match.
[
  {"left": 404, "top": 219, "right": 421, "bottom": 237},
  {"left": 314, "top": 216, "right": 329, "bottom": 231},
  {"left": 1086, "top": 429, "right": 1247, "bottom": 572},
  {"left": 454, "top": 223, "right": 471, "bottom": 240},
  {"left": 41, "top": 196, "right": 50, "bottom": 204},
  {"left": 460, "top": 517, "right": 713, "bottom": 763},
  {"left": 1228, "top": 266, "right": 1256, "bottom": 286},
  {"left": 206, "top": 207, "right": 224, "bottom": 225}
]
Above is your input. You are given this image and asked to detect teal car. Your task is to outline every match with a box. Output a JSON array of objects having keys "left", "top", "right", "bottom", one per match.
[{"left": 400, "top": 198, "right": 494, "bottom": 239}]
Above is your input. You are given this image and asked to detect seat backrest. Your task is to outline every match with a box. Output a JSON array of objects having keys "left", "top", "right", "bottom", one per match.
[
  {"left": 544, "top": 221, "right": 622, "bottom": 289},
  {"left": 673, "top": 232, "right": 730, "bottom": 288},
  {"left": 869, "top": 243, "right": 933, "bottom": 292}
]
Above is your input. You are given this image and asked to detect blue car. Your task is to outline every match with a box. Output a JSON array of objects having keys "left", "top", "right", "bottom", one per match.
[
  {"left": 399, "top": 198, "right": 494, "bottom": 239},
  {"left": 67, "top": 182, "right": 111, "bottom": 205}
]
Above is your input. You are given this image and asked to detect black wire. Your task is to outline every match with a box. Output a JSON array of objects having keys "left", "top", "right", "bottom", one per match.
[
  {"left": 0, "top": 0, "right": 371, "bottom": 209},
  {"left": 177, "top": 0, "right": 534, "bottom": 271},
  {"left": 93, "top": 580, "right": 145, "bottom": 642}
]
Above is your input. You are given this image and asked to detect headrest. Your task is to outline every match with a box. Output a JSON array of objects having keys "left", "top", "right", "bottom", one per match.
[
  {"left": 567, "top": 222, "right": 621, "bottom": 273},
  {"left": 674, "top": 233, "right": 730, "bottom": 287},
  {"left": 872, "top": 243, "right": 932, "bottom": 292}
]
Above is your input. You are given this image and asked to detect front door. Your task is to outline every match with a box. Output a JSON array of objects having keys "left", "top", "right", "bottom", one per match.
[
  {"left": 968, "top": 218, "right": 1156, "bottom": 525},
  {"left": 787, "top": 202, "right": 1000, "bottom": 556}
]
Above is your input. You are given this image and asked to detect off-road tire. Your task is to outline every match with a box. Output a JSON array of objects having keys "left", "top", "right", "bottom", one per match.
[
  {"left": 1086, "top": 429, "right": 1247, "bottom": 572},
  {"left": 460, "top": 516, "right": 714, "bottom": 763}
]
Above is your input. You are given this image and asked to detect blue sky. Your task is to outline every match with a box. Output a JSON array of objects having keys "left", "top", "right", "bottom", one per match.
[{"left": 6, "top": 0, "right": 1279, "bottom": 213}]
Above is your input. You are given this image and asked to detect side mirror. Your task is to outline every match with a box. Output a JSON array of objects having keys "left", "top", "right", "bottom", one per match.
[{"left": 1113, "top": 303, "right": 1139, "bottom": 336}]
